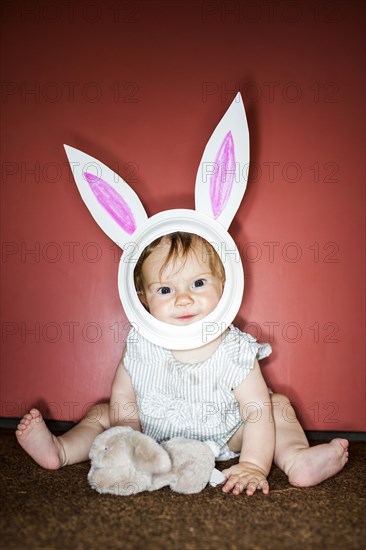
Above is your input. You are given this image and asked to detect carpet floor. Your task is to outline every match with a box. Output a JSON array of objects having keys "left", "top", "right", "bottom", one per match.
[{"left": 1, "top": 429, "right": 365, "bottom": 550}]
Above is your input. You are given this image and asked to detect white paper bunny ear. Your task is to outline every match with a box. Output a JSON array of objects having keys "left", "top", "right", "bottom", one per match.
[
  {"left": 195, "top": 92, "right": 249, "bottom": 229},
  {"left": 64, "top": 145, "right": 148, "bottom": 249}
]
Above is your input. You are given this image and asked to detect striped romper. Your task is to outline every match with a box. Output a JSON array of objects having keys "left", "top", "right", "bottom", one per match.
[{"left": 124, "top": 325, "right": 272, "bottom": 459}]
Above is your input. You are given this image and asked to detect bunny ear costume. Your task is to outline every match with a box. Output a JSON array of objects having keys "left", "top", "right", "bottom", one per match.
[{"left": 64, "top": 93, "right": 249, "bottom": 350}]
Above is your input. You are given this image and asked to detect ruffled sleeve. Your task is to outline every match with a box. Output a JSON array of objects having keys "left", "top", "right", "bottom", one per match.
[
  {"left": 123, "top": 327, "right": 151, "bottom": 375},
  {"left": 123, "top": 326, "right": 161, "bottom": 377},
  {"left": 223, "top": 326, "right": 272, "bottom": 389}
]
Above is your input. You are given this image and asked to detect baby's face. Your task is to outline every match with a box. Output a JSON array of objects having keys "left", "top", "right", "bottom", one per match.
[{"left": 140, "top": 240, "right": 224, "bottom": 326}]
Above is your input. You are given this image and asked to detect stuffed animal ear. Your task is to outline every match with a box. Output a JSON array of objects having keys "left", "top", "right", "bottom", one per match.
[
  {"left": 195, "top": 92, "right": 249, "bottom": 229},
  {"left": 133, "top": 436, "right": 171, "bottom": 475},
  {"left": 64, "top": 145, "right": 148, "bottom": 249}
]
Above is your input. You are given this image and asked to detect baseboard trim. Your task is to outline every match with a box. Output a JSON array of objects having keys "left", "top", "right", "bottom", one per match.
[
  {"left": 1, "top": 416, "right": 365, "bottom": 441},
  {"left": 1, "top": 417, "right": 76, "bottom": 432},
  {"left": 305, "top": 430, "right": 365, "bottom": 442}
]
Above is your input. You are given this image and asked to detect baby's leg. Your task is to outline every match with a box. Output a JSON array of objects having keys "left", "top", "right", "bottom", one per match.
[
  {"left": 16, "top": 403, "right": 110, "bottom": 469},
  {"left": 272, "top": 394, "right": 349, "bottom": 487}
]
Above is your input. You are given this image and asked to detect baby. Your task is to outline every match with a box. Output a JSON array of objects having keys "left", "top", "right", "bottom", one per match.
[{"left": 16, "top": 232, "right": 349, "bottom": 496}]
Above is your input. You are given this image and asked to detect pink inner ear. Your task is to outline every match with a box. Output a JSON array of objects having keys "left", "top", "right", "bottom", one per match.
[
  {"left": 210, "top": 131, "right": 236, "bottom": 219},
  {"left": 84, "top": 172, "right": 136, "bottom": 234}
]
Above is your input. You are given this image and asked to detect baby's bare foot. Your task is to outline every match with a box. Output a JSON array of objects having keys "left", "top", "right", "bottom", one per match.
[
  {"left": 15, "top": 409, "right": 65, "bottom": 469},
  {"left": 288, "top": 438, "right": 349, "bottom": 487}
]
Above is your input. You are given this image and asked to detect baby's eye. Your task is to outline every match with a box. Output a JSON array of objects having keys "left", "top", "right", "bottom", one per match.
[
  {"left": 158, "top": 287, "right": 172, "bottom": 295},
  {"left": 193, "top": 279, "right": 205, "bottom": 288}
]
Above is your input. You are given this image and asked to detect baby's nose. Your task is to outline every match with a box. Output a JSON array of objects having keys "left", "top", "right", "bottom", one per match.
[{"left": 175, "top": 291, "right": 194, "bottom": 306}]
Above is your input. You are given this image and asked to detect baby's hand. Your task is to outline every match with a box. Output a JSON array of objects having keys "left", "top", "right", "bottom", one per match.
[{"left": 222, "top": 461, "right": 269, "bottom": 496}]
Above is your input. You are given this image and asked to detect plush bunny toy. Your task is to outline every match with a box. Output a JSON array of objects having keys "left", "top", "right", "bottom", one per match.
[{"left": 88, "top": 426, "right": 221, "bottom": 495}]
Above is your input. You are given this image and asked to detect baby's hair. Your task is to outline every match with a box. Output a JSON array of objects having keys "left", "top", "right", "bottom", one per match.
[{"left": 134, "top": 232, "right": 225, "bottom": 296}]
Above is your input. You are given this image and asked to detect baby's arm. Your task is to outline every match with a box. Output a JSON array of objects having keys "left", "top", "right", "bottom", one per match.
[
  {"left": 222, "top": 359, "right": 275, "bottom": 496},
  {"left": 109, "top": 355, "right": 141, "bottom": 431}
]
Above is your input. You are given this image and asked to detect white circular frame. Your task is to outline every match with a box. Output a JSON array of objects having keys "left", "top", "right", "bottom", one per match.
[{"left": 118, "top": 209, "right": 244, "bottom": 350}]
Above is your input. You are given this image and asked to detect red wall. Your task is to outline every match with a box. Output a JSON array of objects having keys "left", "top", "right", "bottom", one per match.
[{"left": 1, "top": 0, "right": 365, "bottom": 431}]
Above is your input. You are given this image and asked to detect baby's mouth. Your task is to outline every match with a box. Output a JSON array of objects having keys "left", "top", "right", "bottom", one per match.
[{"left": 175, "top": 314, "right": 198, "bottom": 323}]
